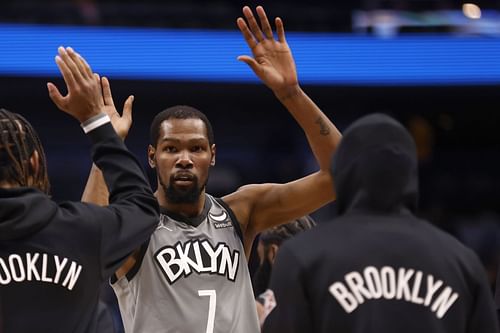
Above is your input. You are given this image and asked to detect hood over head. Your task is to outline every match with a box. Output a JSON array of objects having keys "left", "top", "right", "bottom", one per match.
[{"left": 331, "top": 113, "right": 418, "bottom": 215}]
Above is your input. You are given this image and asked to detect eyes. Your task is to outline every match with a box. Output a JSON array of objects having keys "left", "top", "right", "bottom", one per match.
[{"left": 162, "top": 145, "right": 206, "bottom": 153}]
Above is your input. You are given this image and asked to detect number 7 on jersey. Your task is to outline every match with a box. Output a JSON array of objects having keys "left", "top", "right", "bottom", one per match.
[{"left": 198, "top": 289, "right": 217, "bottom": 333}]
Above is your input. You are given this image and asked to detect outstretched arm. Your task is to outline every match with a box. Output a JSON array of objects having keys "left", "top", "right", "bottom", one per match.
[
  {"left": 47, "top": 47, "right": 158, "bottom": 279},
  {"left": 236, "top": 6, "right": 340, "bottom": 170},
  {"left": 81, "top": 76, "right": 134, "bottom": 205},
  {"left": 226, "top": 6, "right": 341, "bottom": 252},
  {"left": 79, "top": 76, "right": 141, "bottom": 279}
]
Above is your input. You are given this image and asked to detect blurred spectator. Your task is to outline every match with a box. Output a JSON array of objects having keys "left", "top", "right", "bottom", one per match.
[{"left": 253, "top": 216, "right": 317, "bottom": 327}]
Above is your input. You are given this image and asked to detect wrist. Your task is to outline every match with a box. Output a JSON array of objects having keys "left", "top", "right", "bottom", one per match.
[
  {"left": 274, "top": 84, "right": 302, "bottom": 101},
  {"left": 80, "top": 113, "right": 111, "bottom": 134}
]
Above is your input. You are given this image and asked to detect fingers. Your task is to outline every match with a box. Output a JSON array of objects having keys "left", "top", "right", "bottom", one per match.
[
  {"left": 237, "top": 17, "right": 257, "bottom": 49},
  {"left": 67, "top": 47, "right": 93, "bottom": 80},
  {"left": 94, "top": 73, "right": 104, "bottom": 102},
  {"left": 55, "top": 54, "right": 76, "bottom": 93},
  {"left": 275, "top": 17, "right": 287, "bottom": 43},
  {"left": 66, "top": 47, "right": 92, "bottom": 80},
  {"left": 242, "top": 6, "right": 265, "bottom": 42},
  {"left": 57, "top": 47, "right": 85, "bottom": 86},
  {"left": 256, "top": 6, "right": 273, "bottom": 40},
  {"left": 47, "top": 82, "right": 66, "bottom": 110},
  {"left": 122, "top": 95, "right": 134, "bottom": 123},
  {"left": 239, "top": 6, "right": 285, "bottom": 45},
  {"left": 101, "top": 77, "right": 115, "bottom": 107}
]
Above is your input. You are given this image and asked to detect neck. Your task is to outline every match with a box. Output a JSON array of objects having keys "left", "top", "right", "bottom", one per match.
[{"left": 155, "top": 190, "right": 206, "bottom": 218}]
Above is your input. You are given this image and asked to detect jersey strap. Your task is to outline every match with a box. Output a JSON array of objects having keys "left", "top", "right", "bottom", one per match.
[{"left": 214, "top": 197, "right": 244, "bottom": 244}]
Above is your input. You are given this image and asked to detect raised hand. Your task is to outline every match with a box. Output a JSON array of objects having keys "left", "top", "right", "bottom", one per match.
[
  {"left": 237, "top": 6, "right": 299, "bottom": 99},
  {"left": 100, "top": 77, "right": 134, "bottom": 140},
  {"left": 47, "top": 46, "right": 104, "bottom": 123}
]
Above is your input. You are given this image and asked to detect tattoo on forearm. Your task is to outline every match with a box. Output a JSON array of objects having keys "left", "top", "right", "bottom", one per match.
[{"left": 315, "top": 117, "right": 330, "bottom": 136}]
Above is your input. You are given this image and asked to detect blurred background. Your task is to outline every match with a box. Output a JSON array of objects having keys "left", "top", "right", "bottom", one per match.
[{"left": 1, "top": 0, "right": 500, "bottom": 330}]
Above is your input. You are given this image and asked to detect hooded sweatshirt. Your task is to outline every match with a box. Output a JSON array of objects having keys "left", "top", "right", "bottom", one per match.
[
  {"left": 0, "top": 119, "right": 159, "bottom": 333},
  {"left": 262, "top": 113, "right": 498, "bottom": 333}
]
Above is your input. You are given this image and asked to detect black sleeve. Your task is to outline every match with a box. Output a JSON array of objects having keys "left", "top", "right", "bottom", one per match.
[
  {"left": 87, "top": 122, "right": 159, "bottom": 279},
  {"left": 466, "top": 254, "right": 500, "bottom": 333},
  {"left": 262, "top": 243, "right": 313, "bottom": 333}
]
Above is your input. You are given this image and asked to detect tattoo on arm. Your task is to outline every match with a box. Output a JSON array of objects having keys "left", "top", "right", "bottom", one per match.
[{"left": 315, "top": 117, "right": 330, "bottom": 136}]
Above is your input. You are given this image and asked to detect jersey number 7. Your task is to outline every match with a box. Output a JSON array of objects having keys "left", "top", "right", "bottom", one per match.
[{"left": 198, "top": 289, "right": 217, "bottom": 333}]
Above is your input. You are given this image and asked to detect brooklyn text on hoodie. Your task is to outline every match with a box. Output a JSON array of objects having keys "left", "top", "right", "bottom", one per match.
[
  {"left": 329, "top": 265, "right": 458, "bottom": 319},
  {"left": 0, "top": 252, "right": 82, "bottom": 290}
]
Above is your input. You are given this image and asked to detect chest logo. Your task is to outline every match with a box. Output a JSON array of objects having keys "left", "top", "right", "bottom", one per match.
[
  {"left": 209, "top": 211, "right": 227, "bottom": 222},
  {"left": 155, "top": 239, "right": 240, "bottom": 284}
]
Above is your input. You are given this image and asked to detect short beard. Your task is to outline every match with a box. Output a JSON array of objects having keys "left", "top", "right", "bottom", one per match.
[{"left": 159, "top": 173, "right": 206, "bottom": 204}]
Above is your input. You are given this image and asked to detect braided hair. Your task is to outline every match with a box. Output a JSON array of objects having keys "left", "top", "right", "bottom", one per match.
[
  {"left": 0, "top": 109, "right": 50, "bottom": 194},
  {"left": 259, "top": 215, "right": 317, "bottom": 247}
]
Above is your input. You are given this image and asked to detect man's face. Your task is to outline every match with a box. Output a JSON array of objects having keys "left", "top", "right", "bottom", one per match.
[{"left": 149, "top": 118, "right": 215, "bottom": 204}]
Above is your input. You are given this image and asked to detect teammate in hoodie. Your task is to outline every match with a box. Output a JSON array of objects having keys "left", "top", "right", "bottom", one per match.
[
  {"left": 262, "top": 113, "right": 499, "bottom": 333},
  {"left": 0, "top": 47, "right": 158, "bottom": 333},
  {"left": 82, "top": 6, "right": 341, "bottom": 333}
]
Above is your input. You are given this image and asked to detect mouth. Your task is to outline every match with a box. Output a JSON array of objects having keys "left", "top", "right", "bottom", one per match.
[{"left": 172, "top": 172, "right": 195, "bottom": 186}]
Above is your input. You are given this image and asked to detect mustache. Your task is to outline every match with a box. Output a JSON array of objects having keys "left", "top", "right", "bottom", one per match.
[{"left": 171, "top": 171, "right": 197, "bottom": 182}]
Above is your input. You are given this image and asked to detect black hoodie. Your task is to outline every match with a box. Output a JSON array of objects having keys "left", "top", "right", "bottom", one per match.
[
  {"left": 263, "top": 113, "right": 498, "bottom": 333},
  {"left": 0, "top": 122, "right": 159, "bottom": 333}
]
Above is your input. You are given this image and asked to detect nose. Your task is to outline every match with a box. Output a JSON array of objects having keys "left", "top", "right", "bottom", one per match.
[{"left": 175, "top": 150, "right": 193, "bottom": 169}]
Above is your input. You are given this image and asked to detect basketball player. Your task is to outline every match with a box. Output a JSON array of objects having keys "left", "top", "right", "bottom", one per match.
[
  {"left": 83, "top": 5, "right": 341, "bottom": 332},
  {"left": 0, "top": 47, "right": 158, "bottom": 332},
  {"left": 262, "top": 113, "right": 499, "bottom": 333}
]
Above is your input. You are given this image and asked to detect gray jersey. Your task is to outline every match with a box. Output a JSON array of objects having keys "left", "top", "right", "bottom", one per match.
[{"left": 112, "top": 194, "right": 260, "bottom": 333}]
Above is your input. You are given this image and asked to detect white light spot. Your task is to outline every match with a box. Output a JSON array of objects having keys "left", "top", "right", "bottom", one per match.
[{"left": 462, "top": 3, "right": 481, "bottom": 19}]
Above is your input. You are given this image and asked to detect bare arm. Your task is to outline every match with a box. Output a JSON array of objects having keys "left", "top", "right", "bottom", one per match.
[
  {"left": 226, "top": 6, "right": 341, "bottom": 251},
  {"left": 82, "top": 164, "right": 108, "bottom": 204}
]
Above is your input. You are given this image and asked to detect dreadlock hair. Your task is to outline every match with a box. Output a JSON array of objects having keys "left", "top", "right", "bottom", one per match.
[
  {"left": 150, "top": 105, "right": 215, "bottom": 147},
  {"left": 259, "top": 215, "right": 317, "bottom": 247},
  {"left": 0, "top": 109, "right": 50, "bottom": 194}
]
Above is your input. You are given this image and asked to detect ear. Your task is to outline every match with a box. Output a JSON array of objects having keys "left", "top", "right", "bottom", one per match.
[
  {"left": 147, "top": 145, "right": 156, "bottom": 169},
  {"left": 210, "top": 144, "right": 216, "bottom": 166},
  {"left": 267, "top": 244, "right": 279, "bottom": 264},
  {"left": 29, "top": 150, "right": 40, "bottom": 176}
]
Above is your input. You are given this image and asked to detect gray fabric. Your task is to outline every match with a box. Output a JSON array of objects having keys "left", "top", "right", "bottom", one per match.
[{"left": 112, "top": 194, "right": 260, "bottom": 333}]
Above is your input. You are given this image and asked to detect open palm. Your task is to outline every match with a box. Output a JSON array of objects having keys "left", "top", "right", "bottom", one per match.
[{"left": 237, "top": 6, "right": 298, "bottom": 96}]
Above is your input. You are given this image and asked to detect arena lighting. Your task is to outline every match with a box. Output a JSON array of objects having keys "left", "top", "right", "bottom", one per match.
[
  {"left": 0, "top": 23, "right": 499, "bottom": 85},
  {"left": 462, "top": 4, "right": 482, "bottom": 19}
]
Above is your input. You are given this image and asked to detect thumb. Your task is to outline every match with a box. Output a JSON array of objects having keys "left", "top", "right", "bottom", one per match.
[
  {"left": 122, "top": 95, "right": 134, "bottom": 124},
  {"left": 237, "top": 55, "right": 261, "bottom": 74},
  {"left": 47, "top": 82, "right": 66, "bottom": 111}
]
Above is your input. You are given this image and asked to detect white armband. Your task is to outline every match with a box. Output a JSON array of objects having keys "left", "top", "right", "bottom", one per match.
[{"left": 80, "top": 113, "right": 111, "bottom": 134}]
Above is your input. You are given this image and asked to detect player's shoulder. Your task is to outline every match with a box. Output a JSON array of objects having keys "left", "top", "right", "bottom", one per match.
[
  {"left": 222, "top": 183, "right": 274, "bottom": 205},
  {"left": 219, "top": 184, "right": 273, "bottom": 226}
]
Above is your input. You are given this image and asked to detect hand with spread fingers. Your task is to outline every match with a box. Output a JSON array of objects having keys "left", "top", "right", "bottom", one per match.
[
  {"left": 100, "top": 77, "right": 134, "bottom": 140},
  {"left": 47, "top": 46, "right": 105, "bottom": 123},
  {"left": 237, "top": 6, "right": 298, "bottom": 100}
]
